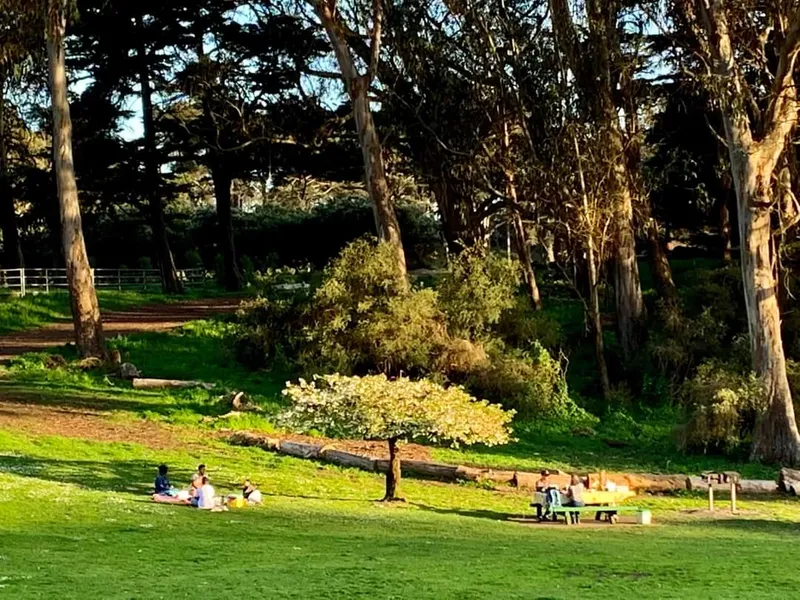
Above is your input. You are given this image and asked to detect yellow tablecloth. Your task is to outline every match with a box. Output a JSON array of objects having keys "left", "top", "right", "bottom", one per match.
[{"left": 533, "top": 490, "right": 635, "bottom": 505}]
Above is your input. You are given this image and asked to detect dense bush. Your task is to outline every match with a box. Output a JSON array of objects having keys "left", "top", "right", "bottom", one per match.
[
  {"left": 438, "top": 248, "right": 519, "bottom": 339},
  {"left": 300, "top": 239, "right": 450, "bottom": 376},
  {"left": 234, "top": 237, "right": 587, "bottom": 424},
  {"left": 495, "top": 295, "right": 563, "bottom": 351},
  {"left": 464, "top": 344, "right": 596, "bottom": 425},
  {"left": 679, "top": 360, "right": 765, "bottom": 454}
]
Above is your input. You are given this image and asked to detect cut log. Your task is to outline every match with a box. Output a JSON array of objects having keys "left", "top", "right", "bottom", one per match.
[
  {"left": 779, "top": 468, "right": 800, "bottom": 494},
  {"left": 512, "top": 472, "right": 570, "bottom": 490},
  {"left": 228, "top": 431, "right": 280, "bottom": 451},
  {"left": 322, "top": 449, "right": 377, "bottom": 472},
  {"left": 375, "top": 459, "right": 460, "bottom": 481},
  {"left": 621, "top": 473, "right": 689, "bottom": 493},
  {"left": 132, "top": 378, "right": 215, "bottom": 390},
  {"left": 739, "top": 480, "right": 778, "bottom": 494},
  {"left": 278, "top": 440, "right": 325, "bottom": 459}
]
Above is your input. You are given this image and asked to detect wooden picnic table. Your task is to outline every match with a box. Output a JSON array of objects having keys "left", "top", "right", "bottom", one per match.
[{"left": 531, "top": 489, "right": 636, "bottom": 520}]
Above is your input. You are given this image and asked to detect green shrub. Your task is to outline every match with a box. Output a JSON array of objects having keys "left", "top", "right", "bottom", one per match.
[
  {"left": 233, "top": 296, "right": 309, "bottom": 370},
  {"left": 301, "top": 238, "right": 449, "bottom": 376},
  {"left": 679, "top": 360, "right": 765, "bottom": 454},
  {"left": 495, "top": 295, "right": 563, "bottom": 351},
  {"left": 464, "top": 343, "right": 596, "bottom": 426},
  {"left": 439, "top": 248, "right": 519, "bottom": 339}
]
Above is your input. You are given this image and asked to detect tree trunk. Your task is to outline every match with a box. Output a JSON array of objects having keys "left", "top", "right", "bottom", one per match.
[
  {"left": 511, "top": 211, "right": 541, "bottom": 309},
  {"left": 501, "top": 118, "right": 541, "bottom": 308},
  {"left": 382, "top": 437, "right": 402, "bottom": 501},
  {"left": 573, "top": 135, "right": 610, "bottom": 398},
  {"left": 732, "top": 152, "right": 800, "bottom": 464},
  {"left": 211, "top": 160, "right": 244, "bottom": 291},
  {"left": 646, "top": 217, "right": 677, "bottom": 304},
  {"left": 550, "top": 0, "right": 645, "bottom": 358},
  {"left": 720, "top": 195, "right": 733, "bottom": 263},
  {"left": 350, "top": 77, "right": 407, "bottom": 278},
  {"left": 135, "top": 13, "right": 182, "bottom": 294},
  {"left": 46, "top": 0, "right": 107, "bottom": 359},
  {"left": 0, "top": 75, "right": 23, "bottom": 269},
  {"left": 313, "top": 0, "right": 407, "bottom": 280}
]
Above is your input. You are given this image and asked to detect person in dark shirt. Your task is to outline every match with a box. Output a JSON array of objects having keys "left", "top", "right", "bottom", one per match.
[{"left": 154, "top": 464, "right": 173, "bottom": 495}]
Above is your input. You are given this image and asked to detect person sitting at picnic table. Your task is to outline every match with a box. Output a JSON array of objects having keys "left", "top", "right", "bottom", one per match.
[
  {"left": 564, "top": 474, "right": 585, "bottom": 523},
  {"left": 189, "top": 464, "right": 208, "bottom": 498},
  {"left": 536, "top": 470, "right": 561, "bottom": 519}
]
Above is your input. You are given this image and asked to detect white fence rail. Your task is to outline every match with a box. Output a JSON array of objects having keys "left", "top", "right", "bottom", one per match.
[{"left": 0, "top": 268, "right": 210, "bottom": 296}]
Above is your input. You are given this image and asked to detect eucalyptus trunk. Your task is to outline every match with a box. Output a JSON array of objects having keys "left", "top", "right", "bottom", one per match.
[{"left": 46, "top": 0, "right": 107, "bottom": 359}]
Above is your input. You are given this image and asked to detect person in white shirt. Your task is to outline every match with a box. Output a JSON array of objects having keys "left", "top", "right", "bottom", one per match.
[{"left": 194, "top": 477, "right": 216, "bottom": 509}]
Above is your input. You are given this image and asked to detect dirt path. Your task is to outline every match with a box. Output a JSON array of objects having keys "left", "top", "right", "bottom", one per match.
[
  {"left": 0, "top": 297, "right": 241, "bottom": 361},
  {"left": 0, "top": 398, "right": 209, "bottom": 450}
]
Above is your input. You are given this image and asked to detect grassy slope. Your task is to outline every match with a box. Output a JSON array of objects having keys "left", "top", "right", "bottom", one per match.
[
  {"left": 0, "top": 310, "right": 799, "bottom": 596},
  {"left": 0, "top": 287, "right": 234, "bottom": 336},
  {"left": 0, "top": 320, "right": 779, "bottom": 479}
]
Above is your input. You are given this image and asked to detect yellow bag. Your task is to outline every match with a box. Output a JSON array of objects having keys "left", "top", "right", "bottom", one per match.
[{"left": 227, "top": 497, "right": 247, "bottom": 509}]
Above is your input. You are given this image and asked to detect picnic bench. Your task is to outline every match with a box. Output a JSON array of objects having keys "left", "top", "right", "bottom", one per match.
[
  {"left": 530, "top": 489, "right": 644, "bottom": 525},
  {"left": 530, "top": 490, "right": 635, "bottom": 519},
  {"left": 551, "top": 504, "right": 645, "bottom": 525}
]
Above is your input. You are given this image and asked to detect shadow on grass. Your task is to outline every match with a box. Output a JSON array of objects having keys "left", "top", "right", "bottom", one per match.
[
  {"left": 0, "top": 455, "right": 161, "bottom": 495},
  {"left": 408, "top": 502, "right": 522, "bottom": 522},
  {"left": 698, "top": 517, "right": 800, "bottom": 535},
  {"left": 0, "top": 381, "right": 224, "bottom": 418}
]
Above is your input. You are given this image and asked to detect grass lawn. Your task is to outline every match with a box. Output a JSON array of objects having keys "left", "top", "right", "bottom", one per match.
[
  {"left": 1, "top": 427, "right": 800, "bottom": 598},
  {"left": 1, "top": 312, "right": 798, "bottom": 597}
]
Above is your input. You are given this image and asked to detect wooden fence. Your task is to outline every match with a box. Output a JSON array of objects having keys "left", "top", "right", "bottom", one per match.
[{"left": 0, "top": 268, "right": 210, "bottom": 296}]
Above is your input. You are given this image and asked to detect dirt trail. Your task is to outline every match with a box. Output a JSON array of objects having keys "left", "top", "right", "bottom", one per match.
[
  {"left": 0, "top": 398, "right": 206, "bottom": 450},
  {"left": 0, "top": 297, "right": 241, "bottom": 361}
]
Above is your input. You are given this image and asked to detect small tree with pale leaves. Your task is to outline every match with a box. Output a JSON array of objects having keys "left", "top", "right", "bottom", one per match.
[{"left": 281, "top": 374, "right": 514, "bottom": 501}]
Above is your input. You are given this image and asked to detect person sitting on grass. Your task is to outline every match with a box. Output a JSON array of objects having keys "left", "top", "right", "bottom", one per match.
[
  {"left": 189, "top": 464, "right": 208, "bottom": 498},
  {"left": 154, "top": 464, "right": 175, "bottom": 496},
  {"left": 564, "top": 474, "right": 585, "bottom": 523},
  {"left": 192, "top": 476, "right": 216, "bottom": 509},
  {"left": 242, "top": 479, "right": 262, "bottom": 504}
]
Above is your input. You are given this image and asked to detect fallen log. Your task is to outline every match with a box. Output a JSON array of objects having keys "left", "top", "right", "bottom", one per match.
[
  {"left": 278, "top": 440, "right": 325, "bottom": 459},
  {"left": 512, "top": 471, "right": 570, "bottom": 490},
  {"left": 739, "top": 480, "right": 778, "bottom": 494},
  {"left": 228, "top": 431, "right": 280, "bottom": 451},
  {"left": 376, "top": 459, "right": 460, "bottom": 481},
  {"left": 779, "top": 468, "right": 800, "bottom": 495},
  {"left": 322, "top": 449, "right": 377, "bottom": 472},
  {"left": 621, "top": 473, "right": 689, "bottom": 493},
  {"left": 132, "top": 378, "right": 215, "bottom": 390}
]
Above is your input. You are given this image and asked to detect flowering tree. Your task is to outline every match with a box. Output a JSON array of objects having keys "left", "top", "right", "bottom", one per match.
[{"left": 281, "top": 374, "right": 514, "bottom": 501}]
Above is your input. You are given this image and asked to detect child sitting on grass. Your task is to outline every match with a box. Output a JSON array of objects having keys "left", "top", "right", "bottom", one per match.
[{"left": 154, "top": 464, "right": 176, "bottom": 496}]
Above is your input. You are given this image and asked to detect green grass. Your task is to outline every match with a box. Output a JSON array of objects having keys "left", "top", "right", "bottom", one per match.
[
  {"left": 0, "top": 287, "right": 235, "bottom": 335},
  {"left": 1, "top": 427, "right": 800, "bottom": 598},
  {"left": 0, "top": 309, "right": 798, "bottom": 596}
]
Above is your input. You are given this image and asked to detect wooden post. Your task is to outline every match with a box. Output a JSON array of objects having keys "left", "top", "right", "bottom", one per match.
[
  {"left": 708, "top": 480, "right": 714, "bottom": 512},
  {"left": 45, "top": 269, "right": 50, "bottom": 293},
  {"left": 143, "top": 269, "right": 147, "bottom": 290},
  {"left": 730, "top": 480, "right": 737, "bottom": 513},
  {"left": 118, "top": 268, "right": 122, "bottom": 291},
  {"left": 19, "top": 268, "right": 26, "bottom": 297}
]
